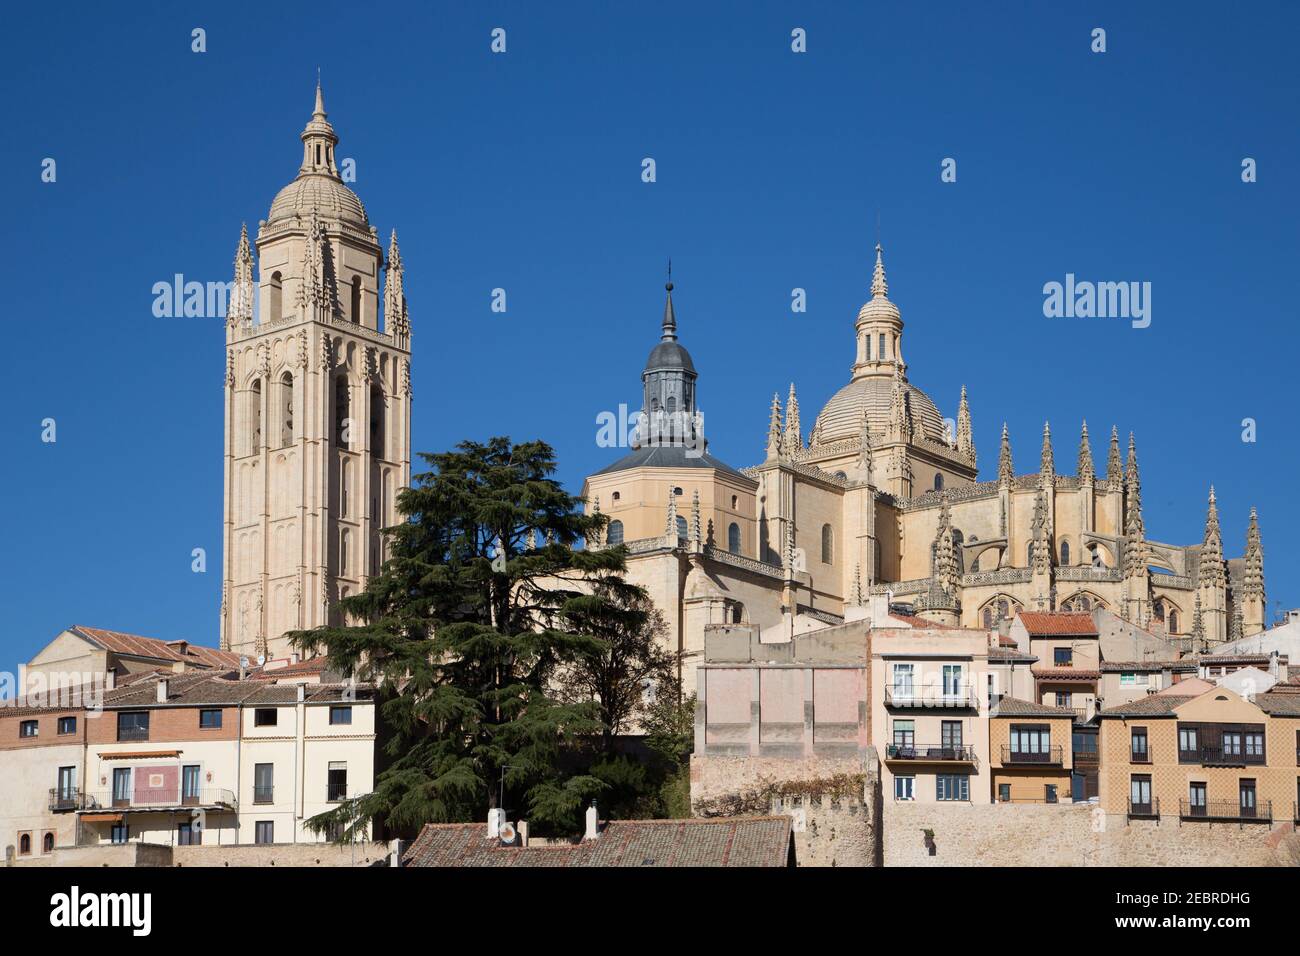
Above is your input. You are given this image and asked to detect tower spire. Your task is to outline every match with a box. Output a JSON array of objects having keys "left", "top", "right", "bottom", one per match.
[
  {"left": 1244, "top": 506, "right": 1265, "bottom": 597},
  {"left": 1105, "top": 425, "right": 1123, "bottom": 490},
  {"left": 229, "top": 223, "right": 254, "bottom": 329},
  {"left": 385, "top": 229, "right": 409, "bottom": 340},
  {"left": 956, "top": 385, "right": 975, "bottom": 462},
  {"left": 765, "top": 391, "right": 784, "bottom": 460},
  {"left": 661, "top": 271, "right": 677, "bottom": 342},
  {"left": 298, "top": 79, "right": 340, "bottom": 177},
  {"left": 1077, "top": 420, "right": 1094, "bottom": 482},
  {"left": 871, "top": 242, "right": 888, "bottom": 298},
  {"left": 1125, "top": 433, "right": 1143, "bottom": 537},
  {"left": 1040, "top": 421, "right": 1055, "bottom": 480},
  {"left": 998, "top": 422, "right": 1014, "bottom": 487},
  {"left": 783, "top": 383, "right": 802, "bottom": 454},
  {"left": 1198, "top": 486, "right": 1225, "bottom": 587}
]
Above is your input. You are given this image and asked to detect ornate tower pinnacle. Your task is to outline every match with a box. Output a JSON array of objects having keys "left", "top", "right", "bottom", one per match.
[
  {"left": 998, "top": 422, "right": 1014, "bottom": 487},
  {"left": 888, "top": 366, "right": 912, "bottom": 442},
  {"left": 850, "top": 563, "right": 865, "bottom": 607},
  {"left": 1040, "top": 421, "right": 1055, "bottom": 481},
  {"left": 228, "top": 223, "right": 254, "bottom": 330},
  {"left": 1198, "top": 486, "right": 1225, "bottom": 587},
  {"left": 783, "top": 383, "right": 802, "bottom": 454},
  {"left": 871, "top": 242, "right": 888, "bottom": 298},
  {"left": 665, "top": 487, "right": 679, "bottom": 541},
  {"left": 1243, "top": 506, "right": 1265, "bottom": 601},
  {"left": 689, "top": 489, "right": 702, "bottom": 550},
  {"left": 1105, "top": 425, "right": 1123, "bottom": 491},
  {"left": 1124, "top": 432, "right": 1144, "bottom": 539},
  {"left": 385, "top": 229, "right": 409, "bottom": 342},
  {"left": 765, "top": 391, "right": 783, "bottom": 460},
  {"left": 1077, "top": 420, "right": 1094, "bottom": 482},
  {"left": 956, "top": 385, "right": 975, "bottom": 462}
]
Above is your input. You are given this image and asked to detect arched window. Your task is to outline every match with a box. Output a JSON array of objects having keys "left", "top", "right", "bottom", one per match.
[
  {"left": 611, "top": 491, "right": 621, "bottom": 501},
  {"left": 982, "top": 608, "right": 993, "bottom": 629},
  {"left": 340, "top": 528, "right": 350, "bottom": 575},
  {"left": 821, "top": 524, "right": 833, "bottom": 564},
  {"left": 728, "top": 522, "right": 741, "bottom": 555},
  {"left": 250, "top": 379, "right": 262, "bottom": 453},
  {"left": 19, "top": 834, "right": 30, "bottom": 856},
  {"left": 279, "top": 371, "right": 295, "bottom": 447},
  {"left": 350, "top": 276, "right": 362, "bottom": 324},
  {"left": 370, "top": 384, "right": 385, "bottom": 458},
  {"left": 1154, "top": 602, "right": 1165, "bottom": 622},
  {"left": 269, "top": 271, "right": 283, "bottom": 324},
  {"left": 933, "top": 473, "right": 944, "bottom": 491},
  {"left": 731, "top": 602, "right": 745, "bottom": 624},
  {"left": 1169, "top": 610, "right": 1180, "bottom": 633},
  {"left": 878, "top": 333, "right": 886, "bottom": 359},
  {"left": 673, "top": 487, "right": 683, "bottom": 496},
  {"left": 666, "top": 397, "right": 676, "bottom": 414},
  {"left": 1027, "top": 541, "right": 1033, "bottom": 565},
  {"left": 607, "top": 520, "right": 624, "bottom": 545},
  {"left": 42, "top": 832, "right": 54, "bottom": 853},
  {"left": 335, "top": 376, "right": 350, "bottom": 447},
  {"left": 675, "top": 516, "right": 687, "bottom": 540},
  {"left": 1059, "top": 540, "right": 1070, "bottom": 566},
  {"left": 339, "top": 459, "right": 351, "bottom": 519},
  {"left": 865, "top": 334, "right": 872, "bottom": 361}
]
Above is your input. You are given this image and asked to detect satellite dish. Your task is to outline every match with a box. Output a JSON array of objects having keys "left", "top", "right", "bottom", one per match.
[{"left": 498, "top": 822, "right": 517, "bottom": 845}]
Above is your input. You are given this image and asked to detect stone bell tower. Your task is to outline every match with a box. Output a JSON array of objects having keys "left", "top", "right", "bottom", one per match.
[{"left": 220, "top": 83, "right": 413, "bottom": 660}]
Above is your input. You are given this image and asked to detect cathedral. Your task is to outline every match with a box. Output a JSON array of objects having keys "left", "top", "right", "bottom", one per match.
[
  {"left": 220, "top": 85, "right": 412, "bottom": 659},
  {"left": 583, "top": 245, "right": 1267, "bottom": 689}
]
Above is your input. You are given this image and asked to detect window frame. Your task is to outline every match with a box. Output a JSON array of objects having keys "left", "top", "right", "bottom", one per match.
[
  {"left": 19, "top": 720, "right": 38, "bottom": 738},
  {"left": 253, "top": 708, "right": 279, "bottom": 728},
  {"left": 199, "top": 709, "right": 223, "bottom": 730},
  {"left": 329, "top": 705, "right": 353, "bottom": 726},
  {"left": 57, "top": 716, "right": 76, "bottom": 736}
]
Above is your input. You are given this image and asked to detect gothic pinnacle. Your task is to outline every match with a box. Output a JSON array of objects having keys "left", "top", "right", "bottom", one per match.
[
  {"left": 1244, "top": 506, "right": 1265, "bottom": 597},
  {"left": 1040, "top": 421, "right": 1055, "bottom": 478},
  {"left": 766, "top": 391, "right": 783, "bottom": 459},
  {"left": 956, "top": 385, "right": 975, "bottom": 462},
  {"left": 998, "top": 422, "right": 1014, "bottom": 486},
  {"left": 783, "top": 383, "right": 802, "bottom": 454},
  {"left": 1077, "top": 420, "right": 1094, "bottom": 482},
  {"left": 1106, "top": 425, "right": 1123, "bottom": 489},
  {"left": 1199, "top": 485, "right": 1225, "bottom": 588},
  {"left": 871, "top": 242, "right": 888, "bottom": 298}
]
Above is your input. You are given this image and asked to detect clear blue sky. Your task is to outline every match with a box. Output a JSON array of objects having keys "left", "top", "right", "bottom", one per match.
[{"left": 3, "top": 1, "right": 1297, "bottom": 665}]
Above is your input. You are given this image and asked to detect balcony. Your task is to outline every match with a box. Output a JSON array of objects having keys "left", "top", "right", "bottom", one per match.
[
  {"left": 1001, "top": 745, "right": 1064, "bottom": 766},
  {"left": 1129, "top": 746, "right": 1152, "bottom": 765},
  {"left": 1178, "top": 799, "right": 1272, "bottom": 823},
  {"left": 48, "top": 788, "right": 90, "bottom": 812},
  {"left": 76, "top": 788, "right": 237, "bottom": 812},
  {"left": 1177, "top": 747, "right": 1265, "bottom": 768},
  {"left": 1127, "top": 796, "right": 1160, "bottom": 820},
  {"left": 885, "top": 743, "right": 978, "bottom": 763},
  {"left": 253, "top": 786, "right": 274, "bottom": 805},
  {"left": 116, "top": 728, "right": 149, "bottom": 742},
  {"left": 885, "top": 686, "right": 979, "bottom": 710}
]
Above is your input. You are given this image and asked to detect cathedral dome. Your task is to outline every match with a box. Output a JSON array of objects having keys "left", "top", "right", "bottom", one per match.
[
  {"left": 812, "top": 376, "right": 948, "bottom": 446},
  {"left": 644, "top": 339, "right": 695, "bottom": 374},
  {"left": 267, "top": 173, "right": 370, "bottom": 229}
]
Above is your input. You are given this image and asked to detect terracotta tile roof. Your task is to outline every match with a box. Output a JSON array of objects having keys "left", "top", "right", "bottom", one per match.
[
  {"left": 987, "top": 646, "right": 1036, "bottom": 662},
  {"left": 1196, "top": 653, "right": 1275, "bottom": 665},
  {"left": 403, "top": 818, "right": 792, "bottom": 868},
  {"left": 248, "top": 658, "right": 335, "bottom": 680},
  {"left": 96, "top": 674, "right": 373, "bottom": 709},
  {"left": 997, "top": 634, "right": 1018, "bottom": 647},
  {"left": 1030, "top": 667, "right": 1100, "bottom": 681},
  {"left": 1017, "top": 612, "right": 1098, "bottom": 637},
  {"left": 884, "top": 613, "right": 959, "bottom": 630},
  {"left": 1256, "top": 693, "right": 1300, "bottom": 716},
  {"left": 991, "top": 696, "right": 1076, "bottom": 718},
  {"left": 1099, "top": 695, "right": 1183, "bottom": 717},
  {"left": 1154, "top": 677, "right": 1215, "bottom": 697},
  {"left": 1100, "top": 660, "right": 1183, "bottom": 672},
  {"left": 71, "top": 625, "right": 242, "bottom": 670}
]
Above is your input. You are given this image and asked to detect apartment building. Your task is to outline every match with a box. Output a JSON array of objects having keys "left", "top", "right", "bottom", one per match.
[
  {"left": 1099, "top": 683, "right": 1300, "bottom": 826},
  {"left": 3, "top": 668, "right": 375, "bottom": 859},
  {"left": 872, "top": 619, "right": 991, "bottom": 805},
  {"left": 988, "top": 697, "right": 1075, "bottom": 803}
]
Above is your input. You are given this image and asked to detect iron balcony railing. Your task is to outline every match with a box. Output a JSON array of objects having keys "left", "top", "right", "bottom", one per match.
[
  {"left": 885, "top": 743, "right": 977, "bottom": 762},
  {"left": 1177, "top": 746, "right": 1265, "bottom": 767},
  {"left": 1001, "top": 745, "right": 1064, "bottom": 766},
  {"left": 116, "top": 727, "right": 149, "bottom": 742},
  {"left": 327, "top": 784, "right": 349, "bottom": 802},
  {"left": 1127, "top": 796, "right": 1160, "bottom": 819},
  {"left": 1129, "top": 745, "right": 1152, "bottom": 764},
  {"left": 48, "top": 788, "right": 89, "bottom": 812},
  {"left": 885, "top": 686, "right": 979, "bottom": 709},
  {"left": 76, "top": 788, "right": 237, "bottom": 811},
  {"left": 1178, "top": 799, "right": 1272, "bottom": 822},
  {"left": 253, "top": 786, "right": 274, "bottom": 804}
]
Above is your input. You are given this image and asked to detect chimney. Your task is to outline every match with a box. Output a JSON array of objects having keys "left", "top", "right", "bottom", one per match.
[
  {"left": 487, "top": 807, "right": 504, "bottom": 839},
  {"left": 290, "top": 653, "right": 300, "bottom": 665},
  {"left": 517, "top": 821, "right": 529, "bottom": 847},
  {"left": 584, "top": 802, "right": 600, "bottom": 840},
  {"left": 297, "top": 683, "right": 306, "bottom": 703},
  {"left": 156, "top": 678, "right": 169, "bottom": 703},
  {"left": 104, "top": 669, "right": 116, "bottom": 691}
]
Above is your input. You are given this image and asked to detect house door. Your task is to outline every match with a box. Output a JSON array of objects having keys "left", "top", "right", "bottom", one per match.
[{"left": 112, "top": 768, "right": 131, "bottom": 807}]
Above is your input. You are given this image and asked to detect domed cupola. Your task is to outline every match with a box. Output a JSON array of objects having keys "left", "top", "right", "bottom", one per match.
[
  {"left": 852, "top": 243, "right": 905, "bottom": 378},
  {"left": 266, "top": 82, "right": 371, "bottom": 233},
  {"left": 637, "top": 276, "right": 701, "bottom": 448}
]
